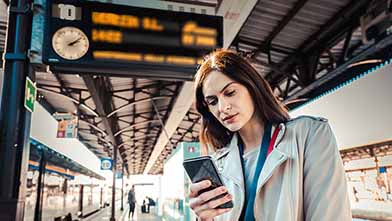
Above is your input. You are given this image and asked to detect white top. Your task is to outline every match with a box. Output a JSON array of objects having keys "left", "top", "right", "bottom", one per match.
[{"left": 243, "top": 147, "right": 260, "bottom": 198}]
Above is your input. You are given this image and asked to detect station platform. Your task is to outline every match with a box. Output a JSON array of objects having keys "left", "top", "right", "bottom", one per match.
[
  {"left": 352, "top": 200, "right": 392, "bottom": 221},
  {"left": 82, "top": 202, "right": 161, "bottom": 221}
]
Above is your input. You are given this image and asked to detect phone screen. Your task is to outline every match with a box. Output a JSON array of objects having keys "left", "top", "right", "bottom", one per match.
[
  {"left": 183, "top": 156, "right": 223, "bottom": 186},
  {"left": 183, "top": 156, "right": 233, "bottom": 208}
]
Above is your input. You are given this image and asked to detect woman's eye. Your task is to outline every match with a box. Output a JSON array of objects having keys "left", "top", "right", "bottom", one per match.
[
  {"left": 225, "top": 90, "right": 235, "bottom": 96},
  {"left": 208, "top": 99, "right": 218, "bottom": 106}
]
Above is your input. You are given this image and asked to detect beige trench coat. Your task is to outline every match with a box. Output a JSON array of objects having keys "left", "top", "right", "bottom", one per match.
[{"left": 211, "top": 116, "right": 352, "bottom": 221}]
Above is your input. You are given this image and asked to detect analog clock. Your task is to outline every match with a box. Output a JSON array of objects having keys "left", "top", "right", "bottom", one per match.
[{"left": 52, "top": 27, "right": 89, "bottom": 60}]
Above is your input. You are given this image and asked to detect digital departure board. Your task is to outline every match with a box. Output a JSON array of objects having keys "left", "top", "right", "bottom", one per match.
[{"left": 42, "top": 0, "right": 223, "bottom": 80}]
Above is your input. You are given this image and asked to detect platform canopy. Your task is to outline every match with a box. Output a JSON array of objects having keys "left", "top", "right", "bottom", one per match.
[{"left": 1, "top": 0, "right": 391, "bottom": 175}]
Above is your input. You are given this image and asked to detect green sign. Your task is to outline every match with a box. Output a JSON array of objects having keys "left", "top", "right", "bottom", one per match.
[
  {"left": 183, "top": 142, "right": 201, "bottom": 160},
  {"left": 24, "top": 77, "right": 36, "bottom": 112}
]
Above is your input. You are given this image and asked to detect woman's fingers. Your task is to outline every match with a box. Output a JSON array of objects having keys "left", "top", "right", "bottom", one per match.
[
  {"left": 191, "top": 186, "right": 227, "bottom": 209},
  {"left": 189, "top": 180, "right": 211, "bottom": 198},
  {"left": 193, "top": 193, "right": 232, "bottom": 213},
  {"left": 188, "top": 180, "right": 232, "bottom": 220},
  {"left": 207, "top": 193, "right": 232, "bottom": 209},
  {"left": 198, "top": 208, "right": 231, "bottom": 220}
]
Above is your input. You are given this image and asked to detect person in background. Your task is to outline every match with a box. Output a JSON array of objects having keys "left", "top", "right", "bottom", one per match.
[
  {"left": 188, "top": 49, "right": 352, "bottom": 221},
  {"left": 148, "top": 196, "right": 156, "bottom": 208},
  {"left": 128, "top": 185, "right": 136, "bottom": 220},
  {"left": 353, "top": 186, "right": 359, "bottom": 202},
  {"left": 142, "top": 196, "right": 153, "bottom": 213}
]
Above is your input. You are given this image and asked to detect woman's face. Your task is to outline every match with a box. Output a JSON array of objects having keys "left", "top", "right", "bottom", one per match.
[{"left": 202, "top": 70, "right": 255, "bottom": 132}]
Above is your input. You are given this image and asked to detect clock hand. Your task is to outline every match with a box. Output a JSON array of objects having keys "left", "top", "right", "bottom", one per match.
[{"left": 68, "top": 37, "right": 82, "bottom": 46}]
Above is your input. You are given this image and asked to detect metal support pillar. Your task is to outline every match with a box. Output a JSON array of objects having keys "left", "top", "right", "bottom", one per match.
[
  {"left": 78, "top": 185, "right": 84, "bottom": 218},
  {"left": 100, "top": 188, "right": 103, "bottom": 208},
  {"left": 62, "top": 178, "right": 67, "bottom": 210},
  {"left": 33, "top": 152, "right": 46, "bottom": 221},
  {"left": 0, "top": 0, "right": 33, "bottom": 219},
  {"left": 121, "top": 163, "right": 124, "bottom": 211},
  {"left": 338, "top": 27, "right": 353, "bottom": 65},
  {"left": 369, "top": 148, "right": 379, "bottom": 176},
  {"left": 110, "top": 145, "right": 118, "bottom": 221}
]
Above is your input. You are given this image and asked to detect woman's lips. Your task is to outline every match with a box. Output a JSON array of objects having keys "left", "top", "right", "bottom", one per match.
[{"left": 223, "top": 114, "right": 238, "bottom": 124}]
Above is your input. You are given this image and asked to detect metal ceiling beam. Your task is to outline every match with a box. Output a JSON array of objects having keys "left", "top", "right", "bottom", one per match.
[
  {"left": 252, "top": 0, "right": 309, "bottom": 58},
  {"left": 107, "top": 96, "right": 170, "bottom": 118},
  {"left": 250, "top": 57, "right": 301, "bottom": 86},
  {"left": 285, "top": 34, "right": 392, "bottom": 103},
  {"left": 36, "top": 96, "right": 56, "bottom": 114},
  {"left": 121, "top": 142, "right": 155, "bottom": 151},
  {"left": 267, "top": 0, "right": 308, "bottom": 45},
  {"left": 78, "top": 119, "right": 107, "bottom": 137},
  {"left": 239, "top": 37, "right": 294, "bottom": 55},
  {"left": 144, "top": 81, "right": 195, "bottom": 174},
  {"left": 37, "top": 87, "right": 98, "bottom": 117},
  {"left": 111, "top": 82, "right": 176, "bottom": 94},
  {"left": 338, "top": 27, "right": 354, "bottom": 65},
  {"left": 346, "top": 40, "right": 363, "bottom": 58},
  {"left": 114, "top": 119, "right": 161, "bottom": 137},
  {"left": 82, "top": 76, "right": 116, "bottom": 136},
  {"left": 117, "top": 110, "right": 166, "bottom": 124},
  {"left": 53, "top": 73, "right": 77, "bottom": 100},
  {"left": 140, "top": 94, "right": 174, "bottom": 171},
  {"left": 82, "top": 76, "right": 124, "bottom": 164},
  {"left": 51, "top": 64, "right": 195, "bottom": 81},
  {"left": 37, "top": 83, "right": 89, "bottom": 92},
  {"left": 119, "top": 127, "right": 160, "bottom": 138},
  {"left": 118, "top": 134, "right": 158, "bottom": 149},
  {"left": 126, "top": 79, "right": 137, "bottom": 172},
  {"left": 267, "top": 0, "right": 370, "bottom": 84},
  {"left": 297, "top": 52, "right": 319, "bottom": 86},
  {"left": 253, "top": 58, "right": 284, "bottom": 74},
  {"left": 145, "top": 82, "right": 180, "bottom": 167},
  {"left": 83, "top": 75, "right": 128, "bottom": 218},
  {"left": 141, "top": 81, "right": 164, "bottom": 172},
  {"left": 121, "top": 144, "right": 154, "bottom": 154}
]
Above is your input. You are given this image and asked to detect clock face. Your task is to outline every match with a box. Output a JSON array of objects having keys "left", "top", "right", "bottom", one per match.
[{"left": 52, "top": 27, "right": 89, "bottom": 60}]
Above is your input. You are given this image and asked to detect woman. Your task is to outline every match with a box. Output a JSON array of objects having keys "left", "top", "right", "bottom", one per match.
[{"left": 189, "top": 49, "right": 351, "bottom": 221}]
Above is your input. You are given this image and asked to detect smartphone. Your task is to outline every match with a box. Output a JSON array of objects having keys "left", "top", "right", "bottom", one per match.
[{"left": 183, "top": 156, "right": 233, "bottom": 209}]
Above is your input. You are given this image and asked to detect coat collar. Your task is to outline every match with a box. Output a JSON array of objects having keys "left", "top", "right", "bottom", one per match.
[
  {"left": 218, "top": 134, "right": 245, "bottom": 191},
  {"left": 258, "top": 123, "right": 290, "bottom": 189},
  {"left": 216, "top": 122, "right": 291, "bottom": 191}
]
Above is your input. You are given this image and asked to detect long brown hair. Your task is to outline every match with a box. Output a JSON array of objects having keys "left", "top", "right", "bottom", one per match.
[{"left": 195, "top": 49, "right": 290, "bottom": 151}]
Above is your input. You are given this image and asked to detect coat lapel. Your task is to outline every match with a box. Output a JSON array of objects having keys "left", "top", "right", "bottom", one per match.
[
  {"left": 256, "top": 123, "right": 290, "bottom": 191},
  {"left": 219, "top": 134, "right": 245, "bottom": 193},
  {"left": 214, "top": 123, "right": 291, "bottom": 217},
  {"left": 218, "top": 123, "right": 290, "bottom": 193}
]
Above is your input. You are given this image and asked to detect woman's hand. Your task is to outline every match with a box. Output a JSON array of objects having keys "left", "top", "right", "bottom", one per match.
[{"left": 189, "top": 180, "right": 232, "bottom": 221}]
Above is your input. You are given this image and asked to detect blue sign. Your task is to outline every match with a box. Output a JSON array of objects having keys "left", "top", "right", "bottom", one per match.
[
  {"left": 379, "top": 167, "right": 387, "bottom": 173},
  {"left": 100, "top": 158, "right": 113, "bottom": 170}
]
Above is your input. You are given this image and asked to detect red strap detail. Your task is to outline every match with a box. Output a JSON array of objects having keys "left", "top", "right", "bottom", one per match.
[{"left": 267, "top": 126, "right": 280, "bottom": 156}]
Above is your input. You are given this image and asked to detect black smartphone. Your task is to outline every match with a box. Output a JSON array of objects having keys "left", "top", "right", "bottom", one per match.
[{"left": 183, "top": 156, "right": 233, "bottom": 209}]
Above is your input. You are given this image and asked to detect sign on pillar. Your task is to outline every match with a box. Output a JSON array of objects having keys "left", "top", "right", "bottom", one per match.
[
  {"left": 53, "top": 113, "right": 79, "bottom": 138},
  {"left": 24, "top": 77, "right": 36, "bottom": 112},
  {"left": 101, "top": 158, "right": 113, "bottom": 170}
]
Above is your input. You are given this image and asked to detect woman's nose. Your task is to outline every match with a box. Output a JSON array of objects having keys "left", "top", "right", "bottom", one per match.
[{"left": 218, "top": 99, "right": 231, "bottom": 112}]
